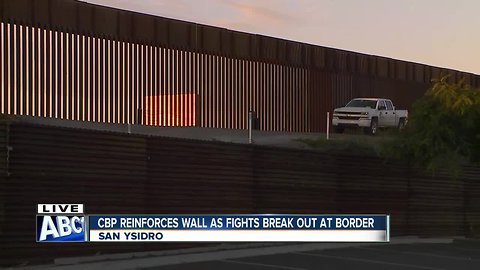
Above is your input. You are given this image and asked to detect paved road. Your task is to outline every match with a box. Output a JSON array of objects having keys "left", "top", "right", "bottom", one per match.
[
  {"left": 10, "top": 114, "right": 387, "bottom": 149},
  {"left": 143, "top": 241, "right": 480, "bottom": 270}
]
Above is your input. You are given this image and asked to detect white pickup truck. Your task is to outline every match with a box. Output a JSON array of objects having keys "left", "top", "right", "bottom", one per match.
[{"left": 332, "top": 98, "right": 408, "bottom": 135}]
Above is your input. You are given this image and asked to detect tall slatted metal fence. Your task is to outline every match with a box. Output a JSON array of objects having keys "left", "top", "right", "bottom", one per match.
[{"left": 0, "top": 0, "right": 479, "bottom": 132}]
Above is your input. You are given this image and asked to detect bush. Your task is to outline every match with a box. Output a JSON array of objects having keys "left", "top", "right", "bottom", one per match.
[{"left": 384, "top": 76, "right": 480, "bottom": 177}]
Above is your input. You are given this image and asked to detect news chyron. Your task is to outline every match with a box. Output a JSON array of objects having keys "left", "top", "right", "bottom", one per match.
[{"left": 36, "top": 204, "right": 86, "bottom": 242}]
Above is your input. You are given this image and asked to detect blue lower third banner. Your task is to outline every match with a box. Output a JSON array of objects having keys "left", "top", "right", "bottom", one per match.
[{"left": 88, "top": 215, "right": 390, "bottom": 242}]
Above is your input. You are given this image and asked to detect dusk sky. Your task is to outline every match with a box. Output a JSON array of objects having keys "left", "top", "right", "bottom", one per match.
[{"left": 85, "top": 0, "right": 480, "bottom": 75}]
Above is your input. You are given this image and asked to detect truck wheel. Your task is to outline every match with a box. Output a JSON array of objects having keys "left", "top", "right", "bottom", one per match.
[
  {"left": 364, "top": 118, "right": 378, "bottom": 135},
  {"left": 398, "top": 118, "right": 406, "bottom": 130},
  {"left": 334, "top": 126, "right": 344, "bottom": 133}
]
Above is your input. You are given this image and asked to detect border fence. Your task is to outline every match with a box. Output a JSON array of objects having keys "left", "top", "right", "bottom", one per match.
[
  {"left": 0, "top": 121, "right": 479, "bottom": 265},
  {"left": 0, "top": 0, "right": 479, "bottom": 132}
]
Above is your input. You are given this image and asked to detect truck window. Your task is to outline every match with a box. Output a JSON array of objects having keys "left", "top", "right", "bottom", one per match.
[
  {"left": 346, "top": 99, "right": 378, "bottom": 109},
  {"left": 377, "top": 100, "right": 386, "bottom": 110},
  {"left": 386, "top": 100, "right": 393, "bottom": 110}
]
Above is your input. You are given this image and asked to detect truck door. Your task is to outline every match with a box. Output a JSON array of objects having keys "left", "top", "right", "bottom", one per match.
[
  {"left": 385, "top": 100, "right": 396, "bottom": 126},
  {"left": 377, "top": 100, "right": 388, "bottom": 127}
]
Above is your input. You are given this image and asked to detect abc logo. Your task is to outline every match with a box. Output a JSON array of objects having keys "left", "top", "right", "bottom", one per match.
[{"left": 38, "top": 216, "right": 85, "bottom": 241}]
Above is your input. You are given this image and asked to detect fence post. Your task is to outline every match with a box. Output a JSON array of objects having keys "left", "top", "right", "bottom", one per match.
[
  {"left": 248, "top": 111, "right": 256, "bottom": 144},
  {"left": 326, "top": 112, "right": 330, "bottom": 140}
]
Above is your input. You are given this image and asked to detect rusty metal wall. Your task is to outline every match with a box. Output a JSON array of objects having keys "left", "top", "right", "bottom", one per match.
[
  {"left": 0, "top": 21, "right": 309, "bottom": 131},
  {"left": 0, "top": 0, "right": 479, "bottom": 133},
  {"left": 0, "top": 120, "right": 7, "bottom": 240},
  {"left": 0, "top": 21, "right": 198, "bottom": 126},
  {"left": 1, "top": 122, "right": 479, "bottom": 265},
  {"left": 464, "top": 166, "right": 480, "bottom": 238}
]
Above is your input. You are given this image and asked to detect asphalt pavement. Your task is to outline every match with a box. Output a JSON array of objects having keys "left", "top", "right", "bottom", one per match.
[
  {"left": 142, "top": 241, "right": 480, "bottom": 270},
  {"left": 13, "top": 239, "right": 479, "bottom": 270}
]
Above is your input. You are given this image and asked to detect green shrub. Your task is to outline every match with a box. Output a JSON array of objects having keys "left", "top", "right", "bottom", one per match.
[{"left": 383, "top": 75, "right": 480, "bottom": 177}]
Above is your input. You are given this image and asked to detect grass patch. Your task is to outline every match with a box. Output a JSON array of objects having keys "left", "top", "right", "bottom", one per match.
[{"left": 294, "top": 130, "right": 397, "bottom": 157}]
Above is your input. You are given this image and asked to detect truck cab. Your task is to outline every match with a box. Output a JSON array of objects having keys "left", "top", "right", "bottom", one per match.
[{"left": 332, "top": 98, "right": 408, "bottom": 135}]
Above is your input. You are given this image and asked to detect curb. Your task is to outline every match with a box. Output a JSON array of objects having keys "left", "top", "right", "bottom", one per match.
[{"left": 55, "top": 243, "right": 285, "bottom": 265}]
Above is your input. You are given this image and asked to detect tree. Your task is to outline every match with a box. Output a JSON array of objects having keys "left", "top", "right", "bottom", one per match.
[{"left": 384, "top": 75, "right": 480, "bottom": 177}]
